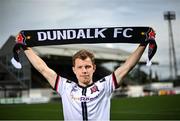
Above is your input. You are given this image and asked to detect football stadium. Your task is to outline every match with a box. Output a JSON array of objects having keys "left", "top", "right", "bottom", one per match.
[
  {"left": 0, "top": 36, "right": 180, "bottom": 120},
  {"left": 1, "top": 1, "right": 180, "bottom": 120}
]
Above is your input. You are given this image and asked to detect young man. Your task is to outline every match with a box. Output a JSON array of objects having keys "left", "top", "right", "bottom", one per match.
[{"left": 24, "top": 44, "right": 146, "bottom": 120}]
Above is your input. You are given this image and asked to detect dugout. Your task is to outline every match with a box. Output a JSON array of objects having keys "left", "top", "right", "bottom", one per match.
[{"left": 0, "top": 36, "right": 157, "bottom": 98}]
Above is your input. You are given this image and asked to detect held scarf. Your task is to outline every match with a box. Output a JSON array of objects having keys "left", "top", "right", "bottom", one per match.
[{"left": 11, "top": 27, "right": 157, "bottom": 69}]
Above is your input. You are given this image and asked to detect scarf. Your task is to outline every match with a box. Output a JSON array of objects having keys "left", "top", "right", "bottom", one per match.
[{"left": 11, "top": 27, "right": 157, "bottom": 69}]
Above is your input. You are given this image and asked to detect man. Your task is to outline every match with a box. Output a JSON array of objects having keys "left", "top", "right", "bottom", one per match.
[{"left": 23, "top": 43, "right": 147, "bottom": 120}]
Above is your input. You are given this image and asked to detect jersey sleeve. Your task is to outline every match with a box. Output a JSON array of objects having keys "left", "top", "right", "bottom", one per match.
[
  {"left": 53, "top": 75, "right": 67, "bottom": 96},
  {"left": 103, "top": 72, "right": 120, "bottom": 95}
]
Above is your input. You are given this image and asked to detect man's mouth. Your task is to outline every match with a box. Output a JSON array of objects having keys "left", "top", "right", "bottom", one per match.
[{"left": 81, "top": 75, "right": 89, "bottom": 78}]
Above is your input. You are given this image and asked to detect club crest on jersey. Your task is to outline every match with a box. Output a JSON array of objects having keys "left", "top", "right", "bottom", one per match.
[{"left": 90, "top": 85, "right": 99, "bottom": 94}]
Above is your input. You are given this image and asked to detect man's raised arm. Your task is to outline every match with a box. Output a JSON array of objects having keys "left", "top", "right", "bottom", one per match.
[
  {"left": 24, "top": 47, "right": 57, "bottom": 88},
  {"left": 114, "top": 44, "right": 147, "bottom": 86}
]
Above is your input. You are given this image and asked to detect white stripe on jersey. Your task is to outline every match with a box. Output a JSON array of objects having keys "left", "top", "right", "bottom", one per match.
[{"left": 55, "top": 73, "right": 118, "bottom": 121}]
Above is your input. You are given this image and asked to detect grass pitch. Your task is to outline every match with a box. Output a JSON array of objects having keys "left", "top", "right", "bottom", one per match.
[{"left": 0, "top": 94, "right": 180, "bottom": 120}]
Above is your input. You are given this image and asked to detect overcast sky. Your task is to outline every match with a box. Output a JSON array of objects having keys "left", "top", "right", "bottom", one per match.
[{"left": 0, "top": 0, "right": 180, "bottom": 79}]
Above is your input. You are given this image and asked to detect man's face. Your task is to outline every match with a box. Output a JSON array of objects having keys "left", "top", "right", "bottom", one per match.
[{"left": 73, "top": 57, "right": 96, "bottom": 87}]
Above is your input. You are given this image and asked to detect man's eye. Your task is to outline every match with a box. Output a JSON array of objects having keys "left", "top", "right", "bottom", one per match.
[{"left": 85, "top": 65, "right": 91, "bottom": 69}]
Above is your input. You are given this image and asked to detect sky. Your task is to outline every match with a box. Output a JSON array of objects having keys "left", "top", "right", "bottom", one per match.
[{"left": 0, "top": 0, "right": 180, "bottom": 79}]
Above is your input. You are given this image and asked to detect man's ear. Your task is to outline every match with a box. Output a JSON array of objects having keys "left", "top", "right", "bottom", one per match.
[
  {"left": 72, "top": 67, "right": 76, "bottom": 74},
  {"left": 93, "top": 64, "right": 96, "bottom": 72}
]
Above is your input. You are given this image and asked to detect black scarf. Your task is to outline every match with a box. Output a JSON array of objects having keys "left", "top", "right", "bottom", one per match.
[{"left": 11, "top": 27, "right": 157, "bottom": 69}]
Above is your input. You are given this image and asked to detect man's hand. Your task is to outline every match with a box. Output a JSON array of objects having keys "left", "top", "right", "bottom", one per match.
[{"left": 11, "top": 33, "right": 27, "bottom": 69}]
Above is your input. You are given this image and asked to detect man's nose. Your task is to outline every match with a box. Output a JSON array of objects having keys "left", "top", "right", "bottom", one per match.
[{"left": 82, "top": 67, "right": 87, "bottom": 73}]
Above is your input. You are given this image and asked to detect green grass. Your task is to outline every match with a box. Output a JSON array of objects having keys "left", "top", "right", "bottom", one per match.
[
  {"left": 111, "top": 95, "right": 180, "bottom": 120},
  {"left": 0, "top": 103, "right": 63, "bottom": 120},
  {"left": 0, "top": 95, "right": 180, "bottom": 120}
]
